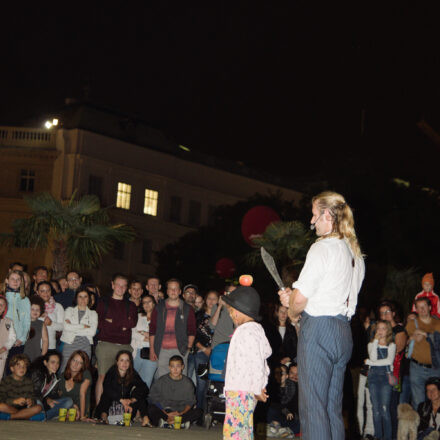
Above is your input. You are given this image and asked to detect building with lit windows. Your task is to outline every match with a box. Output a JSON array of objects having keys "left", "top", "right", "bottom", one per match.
[{"left": 0, "top": 102, "right": 302, "bottom": 286}]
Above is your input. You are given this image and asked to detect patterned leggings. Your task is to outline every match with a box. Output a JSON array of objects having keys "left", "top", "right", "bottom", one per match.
[{"left": 223, "top": 390, "right": 257, "bottom": 440}]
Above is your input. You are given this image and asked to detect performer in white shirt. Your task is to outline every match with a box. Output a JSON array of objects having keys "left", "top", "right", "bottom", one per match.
[{"left": 279, "top": 191, "right": 365, "bottom": 440}]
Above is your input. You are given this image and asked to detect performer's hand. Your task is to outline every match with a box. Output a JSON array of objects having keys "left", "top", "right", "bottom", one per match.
[
  {"left": 286, "top": 412, "right": 294, "bottom": 421},
  {"left": 278, "top": 288, "right": 292, "bottom": 308},
  {"left": 255, "top": 388, "right": 268, "bottom": 402}
]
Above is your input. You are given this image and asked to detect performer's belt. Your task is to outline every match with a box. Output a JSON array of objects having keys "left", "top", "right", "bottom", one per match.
[{"left": 411, "top": 358, "right": 432, "bottom": 368}]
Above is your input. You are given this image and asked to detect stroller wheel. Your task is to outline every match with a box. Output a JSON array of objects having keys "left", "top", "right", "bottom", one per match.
[{"left": 204, "top": 413, "right": 212, "bottom": 430}]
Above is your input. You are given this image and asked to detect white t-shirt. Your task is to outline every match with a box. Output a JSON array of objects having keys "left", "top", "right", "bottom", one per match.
[{"left": 292, "top": 237, "right": 365, "bottom": 318}]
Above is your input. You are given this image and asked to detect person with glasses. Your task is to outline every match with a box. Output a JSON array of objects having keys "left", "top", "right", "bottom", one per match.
[
  {"left": 56, "top": 271, "right": 83, "bottom": 310},
  {"left": 59, "top": 350, "right": 92, "bottom": 421},
  {"left": 60, "top": 289, "right": 97, "bottom": 372}
]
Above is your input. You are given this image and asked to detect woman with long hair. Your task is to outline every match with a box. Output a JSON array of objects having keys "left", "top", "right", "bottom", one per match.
[
  {"left": 30, "top": 350, "right": 73, "bottom": 419},
  {"left": 59, "top": 350, "right": 92, "bottom": 420},
  {"left": 131, "top": 294, "right": 157, "bottom": 387},
  {"left": 366, "top": 320, "right": 396, "bottom": 440},
  {"left": 60, "top": 289, "right": 97, "bottom": 372},
  {"left": 0, "top": 295, "right": 16, "bottom": 378},
  {"left": 2, "top": 270, "right": 30, "bottom": 375},
  {"left": 36, "top": 281, "right": 64, "bottom": 350},
  {"left": 95, "top": 350, "right": 150, "bottom": 426},
  {"left": 24, "top": 295, "right": 49, "bottom": 363}
]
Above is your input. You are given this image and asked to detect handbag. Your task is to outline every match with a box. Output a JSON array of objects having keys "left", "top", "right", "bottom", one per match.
[{"left": 140, "top": 347, "right": 150, "bottom": 359}]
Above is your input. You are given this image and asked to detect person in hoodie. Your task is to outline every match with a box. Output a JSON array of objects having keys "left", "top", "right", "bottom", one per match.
[{"left": 411, "top": 273, "right": 440, "bottom": 319}]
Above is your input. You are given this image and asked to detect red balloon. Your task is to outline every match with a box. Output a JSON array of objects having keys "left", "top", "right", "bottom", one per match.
[
  {"left": 241, "top": 206, "right": 280, "bottom": 246},
  {"left": 215, "top": 258, "right": 236, "bottom": 278}
]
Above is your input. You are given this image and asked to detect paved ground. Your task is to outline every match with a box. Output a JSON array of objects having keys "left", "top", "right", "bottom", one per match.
[{"left": 0, "top": 420, "right": 225, "bottom": 440}]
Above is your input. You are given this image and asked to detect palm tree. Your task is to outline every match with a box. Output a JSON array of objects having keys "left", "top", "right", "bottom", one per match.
[{"left": 1, "top": 192, "right": 135, "bottom": 278}]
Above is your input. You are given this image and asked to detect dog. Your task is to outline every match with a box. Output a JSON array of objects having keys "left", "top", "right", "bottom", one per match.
[{"left": 397, "top": 403, "right": 419, "bottom": 440}]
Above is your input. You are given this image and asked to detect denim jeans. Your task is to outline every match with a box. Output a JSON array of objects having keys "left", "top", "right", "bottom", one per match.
[
  {"left": 368, "top": 366, "right": 392, "bottom": 440},
  {"left": 133, "top": 348, "right": 157, "bottom": 388},
  {"left": 400, "top": 375, "right": 412, "bottom": 405},
  {"left": 45, "top": 397, "right": 74, "bottom": 420},
  {"left": 187, "top": 350, "right": 209, "bottom": 409},
  {"left": 410, "top": 360, "right": 440, "bottom": 410}
]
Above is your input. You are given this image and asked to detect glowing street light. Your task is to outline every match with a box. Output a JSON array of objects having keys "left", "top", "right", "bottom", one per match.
[
  {"left": 44, "top": 118, "right": 59, "bottom": 129},
  {"left": 45, "top": 121, "right": 52, "bottom": 129}
]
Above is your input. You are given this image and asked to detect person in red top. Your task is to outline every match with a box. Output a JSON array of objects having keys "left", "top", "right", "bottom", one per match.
[{"left": 411, "top": 273, "right": 440, "bottom": 319}]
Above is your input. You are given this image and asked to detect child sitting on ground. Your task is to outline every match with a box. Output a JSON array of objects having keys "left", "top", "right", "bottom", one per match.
[
  {"left": 148, "top": 355, "right": 202, "bottom": 428},
  {"left": 0, "top": 354, "right": 44, "bottom": 420},
  {"left": 222, "top": 284, "right": 272, "bottom": 440}
]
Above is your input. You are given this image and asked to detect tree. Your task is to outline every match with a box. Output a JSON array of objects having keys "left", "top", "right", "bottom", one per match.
[{"left": 0, "top": 192, "right": 135, "bottom": 278}]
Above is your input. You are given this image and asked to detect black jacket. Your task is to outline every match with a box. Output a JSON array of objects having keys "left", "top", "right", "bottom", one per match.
[
  {"left": 418, "top": 401, "right": 440, "bottom": 433},
  {"left": 30, "top": 366, "right": 61, "bottom": 410},
  {"left": 264, "top": 322, "right": 298, "bottom": 367}
]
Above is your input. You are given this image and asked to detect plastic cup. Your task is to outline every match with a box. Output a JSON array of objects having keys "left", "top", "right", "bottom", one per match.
[
  {"left": 174, "top": 415, "right": 182, "bottom": 429},
  {"left": 58, "top": 408, "right": 67, "bottom": 422},
  {"left": 67, "top": 407, "right": 77, "bottom": 422},
  {"left": 123, "top": 412, "right": 132, "bottom": 427}
]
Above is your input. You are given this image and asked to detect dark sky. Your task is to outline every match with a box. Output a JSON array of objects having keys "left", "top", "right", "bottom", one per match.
[{"left": 2, "top": 3, "right": 440, "bottom": 185}]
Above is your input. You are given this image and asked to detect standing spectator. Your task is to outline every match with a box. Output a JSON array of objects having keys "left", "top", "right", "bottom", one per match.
[
  {"left": 3, "top": 271, "right": 30, "bottom": 375},
  {"left": 8, "top": 262, "right": 25, "bottom": 273},
  {"left": 131, "top": 295, "right": 157, "bottom": 388},
  {"left": 128, "top": 280, "right": 143, "bottom": 309},
  {"left": 30, "top": 350, "right": 73, "bottom": 420},
  {"left": 22, "top": 272, "right": 31, "bottom": 297},
  {"left": 145, "top": 277, "right": 161, "bottom": 303},
  {"left": 24, "top": 296, "right": 48, "bottom": 363},
  {"left": 60, "top": 289, "right": 98, "bottom": 372},
  {"left": 407, "top": 298, "right": 440, "bottom": 409},
  {"left": 36, "top": 282, "right": 64, "bottom": 350},
  {"left": 56, "top": 271, "right": 83, "bottom": 310},
  {"left": 366, "top": 320, "right": 396, "bottom": 440},
  {"left": 31, "top": 266, "right": 49, "bottom": 294},
  {"left": 411, "top": 273, "right": 440, "bottom": 319},
  {"left": 183, "top": 284, "right": 198, "bottom": 309},
  {"left": 149, "top": 278, "right": 196, "bottom": 378},
  {"left": 95, "top": 274, "right": 137, "bottom": 405},
  {"left": 50, "top": 280, "right": 61, "bottom": 295},
  {"left": 209, "top": 284, "right": 236, "bottom": 349},
  {"left": 58, "top": 277, "right": 68, "bottom": 293},
  {"left": 0, "top": 295, "right": 16, "bottom": 379},
  {"left": 187, "top": 290, "right": 218, "bottom": 411},
  {"left": 59, "top": 350, "right": 92, "bottom": 420},
  {"left": 95, "top": 350, "right": 150, "bottom": 426},
  {"left": 148, "top": 355, "right": 202, "bottom": 428},
  {"left": 194, "top": 294, "right": 204, "bottom": 312}
]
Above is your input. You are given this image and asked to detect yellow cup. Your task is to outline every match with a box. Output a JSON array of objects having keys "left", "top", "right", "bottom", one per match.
[
  {"left": 174, "top": 415, "right": 182, "bottom": 429},
  {"left": 123, "top": 412, "right": 132, "bottom": 427},
  {"left": 58, "top": 408, "right": 67, "bottom": 422},
  {"left": 67, "top": 408, "right": 77, "bottom": 422}
]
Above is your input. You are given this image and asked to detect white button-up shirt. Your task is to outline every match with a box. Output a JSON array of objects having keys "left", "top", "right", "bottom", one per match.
[{"left": 292, "top": 237, "right": 365, "bottom": 318}]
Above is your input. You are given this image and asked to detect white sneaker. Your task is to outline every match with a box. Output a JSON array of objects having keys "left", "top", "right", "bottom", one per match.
[
  {"left": 183, "top": 421, "right": 191, "bottom": 429},
  {"left": 158, "top": 418, "right": 165, "bottom": 428},
  {"left": 266, "top": 424, "right": 279, "bottom": 438}
]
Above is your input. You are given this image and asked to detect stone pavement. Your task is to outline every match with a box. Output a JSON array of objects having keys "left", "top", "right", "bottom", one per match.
[{"left": 0, "top": 420, "right": 224, "bottom": 440}]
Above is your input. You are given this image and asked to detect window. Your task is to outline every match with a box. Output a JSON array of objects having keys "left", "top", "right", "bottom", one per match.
[
  {"left": 88, "top": 175, "right": 103, "bottom": 201},
  {"left": 19, "top": 169, "right": 35, "bottom": 192},
  {"left": 188, "top": 200, "right": 201, "bottom": 227},
  {"left": 113, "top": 241, "right": 125, "bottom": 260},
  {"left": 169, "top": 196, "right": 182, "bottom": 223},
  {"left": 144, "top": 189, "right": 158, "bottom": 216},
  {"left": 116, "top": 182, "right": 131, "bottom": 210},
  {"left": 208, "top": 205, "right": 217, "bottom": 226},
  {"left": 142, "top": 239, "right": 152, "bottom": 264}
]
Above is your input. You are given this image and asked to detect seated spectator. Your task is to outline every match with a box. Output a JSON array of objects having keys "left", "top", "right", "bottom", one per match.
[
  {"left": 60, "top": 288, "right": 97, "bottom": 372},
  {"left": 0, "top": 295, "right": 16, "bottom": 379},
  {"left": 24, "top": 296, "right": 48, "bottom": 363},
  {"left": 30, "top": 350, "right": 73, "bottom": 420},
  {"left": 411, "top": 273, "right": 440, "bottom": 319},
  {"left": 36, "top": 282, "right": 64, "bottom": 350},
  {"left": 59, "top": 350, "right": 92, "bottom": 421},
  {"left": 417, "top": 377, "right": 440, "bottom": 438},
  {"left": 56, "top": 271, "right": 83, "bottom": 310},
  {"left": 95, "top": 350, "right": 150, "bottom": 426},
  {"left": 132, "top": 295, "right": 157, "bottom": 388},
  {"left": 0, "top": 354, "right": 44, "bottom": 421},
  {"left": 148, "top": 355, "right": 202, "bottom": 428}
]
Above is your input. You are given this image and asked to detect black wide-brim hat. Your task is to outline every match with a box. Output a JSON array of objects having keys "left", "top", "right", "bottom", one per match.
[{"left": 222, "top": 285, "right": 261, "bottom": 321}]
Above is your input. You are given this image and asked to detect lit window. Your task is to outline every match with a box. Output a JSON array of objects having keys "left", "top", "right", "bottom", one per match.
[
  {"left": 116, "top": 182, "right": 131, "bottom": 210},
  {"left": 143, "top": 189, "right": 158, "bottom": 216}
]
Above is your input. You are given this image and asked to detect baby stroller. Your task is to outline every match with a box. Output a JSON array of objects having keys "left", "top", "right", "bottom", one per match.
[{"left": 203, "top": 342, "right": 229, "bottom": 429}]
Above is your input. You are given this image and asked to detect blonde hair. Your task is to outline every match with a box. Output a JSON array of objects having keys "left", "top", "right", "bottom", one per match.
[
  {"left": 312, "top": 191, "right": 363, "bottom": 259},
  {"left": 4, "top": 270, "right": 27, "bottom": 299},
  {"left": 371, "top": 320, "right": 393, "bottom": 346}
]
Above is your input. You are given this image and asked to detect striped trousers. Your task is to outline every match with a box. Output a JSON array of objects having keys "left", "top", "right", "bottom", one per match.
[{"left": 298, "top": 312, "right": 352, "bottom": 440}]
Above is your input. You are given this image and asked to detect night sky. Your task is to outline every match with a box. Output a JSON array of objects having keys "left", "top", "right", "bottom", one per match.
[{"left": 2, "top": 3, "right": 440, "bottom": 186}]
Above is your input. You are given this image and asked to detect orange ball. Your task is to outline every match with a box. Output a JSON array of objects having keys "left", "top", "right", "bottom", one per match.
[{"left": 239, "top": 275, "right": 253, "bottom": 286}]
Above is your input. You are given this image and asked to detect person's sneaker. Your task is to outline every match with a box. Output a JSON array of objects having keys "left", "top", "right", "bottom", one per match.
[
  {"left": 0, "top": 412, "right": 11, "bottom": 421},
  {"left": 183, "top": 421, "right": 191, "bottom": 429},
  {"left": 266, "top": 424, "right": 279, "bottom": 438},
  {"left": 158, "top": 418, "right": 165, "bottom": 428},
  {"left": 29, "top": 412, "right": 46, "bottom": 422}
]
